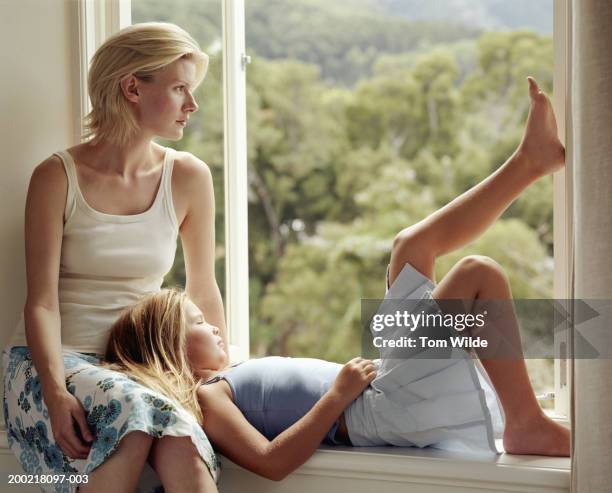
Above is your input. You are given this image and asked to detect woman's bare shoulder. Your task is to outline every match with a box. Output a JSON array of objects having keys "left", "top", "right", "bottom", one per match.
[
  {"left": 35, "top": 152, "right": 64, "bottom": 173},
  {"left": 170, "top": 151, "right": 214, "bottom": 226},
  {"left": 29, "top": 153, "right": 67, "bottom": 194},
  {"left": 172, "top": 150, "right": 212, "bottom": 186}
]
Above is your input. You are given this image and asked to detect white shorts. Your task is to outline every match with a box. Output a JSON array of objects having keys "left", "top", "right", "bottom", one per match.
[{"left": 344, "top": 262, "right": 505, "bottom": 454}]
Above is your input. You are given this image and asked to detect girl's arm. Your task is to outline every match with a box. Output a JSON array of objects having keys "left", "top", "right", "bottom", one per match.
[
  {"left": 410, "top": 78, "right": 564, "bottom": 259},
  {"left": 198, "top": 358, "right": 377, "bottom": 481}
]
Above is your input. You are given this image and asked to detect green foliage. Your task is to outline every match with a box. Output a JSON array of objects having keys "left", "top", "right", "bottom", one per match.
[{"left": 135, "top": 2, "right": 555, "bottom": 397}]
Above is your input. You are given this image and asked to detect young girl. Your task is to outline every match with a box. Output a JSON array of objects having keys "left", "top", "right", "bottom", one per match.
[{"left": 105, "top": 76, "right": 569, "bottom": 482}]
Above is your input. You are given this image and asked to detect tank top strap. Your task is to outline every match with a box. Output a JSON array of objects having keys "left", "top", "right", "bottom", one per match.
[
  {"left": 54, "top": 150, "right": 77, "bottom": 224},
  {"left": 202, "top": 362, "right": 243, "bottom": 385},
  {"left": 161, "top": 147, "right": 179, "bottom": 232}
]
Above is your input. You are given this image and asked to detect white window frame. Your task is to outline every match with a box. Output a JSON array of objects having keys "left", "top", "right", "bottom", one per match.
[
  {"left": 552, "top": 0, "right": 571, "bottom": 421},
  {"left": 76, "top": 0, "right": 251, "bottom": 362},
  {"left": 81, "top": 0, "right": 570, "bottom": 418},
  {"left": 221, "top": 0, "right": 250, "bottom": 362}
]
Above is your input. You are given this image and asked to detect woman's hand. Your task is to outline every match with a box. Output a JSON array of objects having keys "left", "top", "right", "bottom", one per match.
[
  {"left": 517, "top": 76, "right": 566, "bottom": 178},
  {"left": 45, "top": 389, "right": 94, "bottom": 460},
  {"left": 331, "top": 357, "right": 377, "bottom": 404}
]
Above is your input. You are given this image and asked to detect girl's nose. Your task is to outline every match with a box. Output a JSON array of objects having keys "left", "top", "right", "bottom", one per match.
[{"left": 212, "top": 325, "right": 219, "bottom": 335}]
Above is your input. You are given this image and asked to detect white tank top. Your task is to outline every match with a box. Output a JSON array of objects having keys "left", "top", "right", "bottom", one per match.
[{"left": 9, "top": 147, "right": 180, "bottom": 354}]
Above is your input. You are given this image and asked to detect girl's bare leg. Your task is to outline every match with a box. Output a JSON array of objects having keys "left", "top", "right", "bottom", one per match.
[
  {"left": 149, "top": 436, "right": 218, "bottom": 493},
  {"left": 429, "top": 256, "right": 569, "bottom": 456},
  {"left": 386, "top": 78, "right": 568, "bottom": 456},
  {"left": 80, "top": 431, "right": 153, "bottom": 493},
  {"left": 389, "top": 77, "right": 564, "bottom": 284}
]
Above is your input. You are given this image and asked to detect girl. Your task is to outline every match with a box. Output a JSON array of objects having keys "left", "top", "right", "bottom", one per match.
[
  {"left": 3, "top": 22, "right": 224, "bottom": 493},
  {"left": 106, "top": 78, "right": 569, "bottom": 479}
]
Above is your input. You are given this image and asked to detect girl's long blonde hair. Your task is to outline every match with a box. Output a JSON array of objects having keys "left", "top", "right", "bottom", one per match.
[
  {"left": 103, "top": 288, "right": 203, "bottom": 424},
  {"left": 83, "top": 21, "right": 209, "bottom": 147}
]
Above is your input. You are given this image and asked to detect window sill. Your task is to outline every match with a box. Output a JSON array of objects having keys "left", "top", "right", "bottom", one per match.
[
  {"left": 0, "top": 431, "right": 570, "bottom": 492},
  {"left": 219, "top": 440, "right": 570, "bottom": 493}
]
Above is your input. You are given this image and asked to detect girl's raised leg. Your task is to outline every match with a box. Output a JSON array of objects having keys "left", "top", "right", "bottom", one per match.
[
  {"left": 430, "top": 255, "right": 570, "bottom": 456},
  {"left": 389, "top": 77, "right": 564, "bottom": 285},
  {"left": 386, "top": 77, "right": 568, "bottom": 456}
]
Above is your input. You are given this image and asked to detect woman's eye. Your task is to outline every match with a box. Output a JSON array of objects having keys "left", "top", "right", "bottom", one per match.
[{"left": 176, "top": 86, "right": 185, "bottom": 91}]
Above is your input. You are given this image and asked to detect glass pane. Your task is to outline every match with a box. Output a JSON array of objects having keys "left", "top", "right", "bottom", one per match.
[
  {"left": 246, "top": 0, "right": 554, "bottom": 408},
  {"left": 131, "top": 0, "right": 226, "bottom": 300}
]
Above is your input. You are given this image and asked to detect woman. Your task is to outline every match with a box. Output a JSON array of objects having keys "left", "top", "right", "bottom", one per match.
[
  {"left": 105, "top": 77, "right": 569, "bottom": 481},
  {"left": 3, "top": 22, "right": 225, "bottom": 493}
]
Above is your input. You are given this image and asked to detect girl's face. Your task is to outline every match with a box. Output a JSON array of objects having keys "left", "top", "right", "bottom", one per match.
[
  {"left": 184, "top": 299, "right": 226, "bottom": 372},
  {"left": 125, "top": 57, "right": 199, "bottom": 140}
]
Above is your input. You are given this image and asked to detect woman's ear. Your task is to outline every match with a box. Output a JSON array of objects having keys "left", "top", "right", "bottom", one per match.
[{"left": 120, "top": 74, "right": 140, "bottom": 103}]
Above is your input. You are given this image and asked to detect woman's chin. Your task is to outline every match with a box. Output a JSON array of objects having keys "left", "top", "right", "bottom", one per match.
[{"left": 154, "top": 128, "right": 184, "bottom": 141}]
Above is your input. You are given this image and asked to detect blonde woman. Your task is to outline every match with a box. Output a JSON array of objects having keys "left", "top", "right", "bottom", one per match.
[{"left": 3, "top": 22, "right": 224, "bottom": 492}]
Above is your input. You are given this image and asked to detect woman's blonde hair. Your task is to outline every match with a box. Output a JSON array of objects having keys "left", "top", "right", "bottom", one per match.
[
  {"left": 82, "top": 22, "right": 209, "bottom": 147},
  {"left": 103, "top": 288, "right": 204, "bottom": 424}
]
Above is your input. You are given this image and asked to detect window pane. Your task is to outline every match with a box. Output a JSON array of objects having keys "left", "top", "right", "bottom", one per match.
[
  {"left": 131, "top": 1, "right": 226, "bottom": 300},
  {"left": 246, "top": 0, "right": 554, "bottom": 408}
]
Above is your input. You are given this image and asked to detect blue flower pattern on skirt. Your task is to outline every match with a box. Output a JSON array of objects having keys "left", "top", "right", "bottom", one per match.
[{"left": 3, "top": 347, "right": 220, "bottom": 493}]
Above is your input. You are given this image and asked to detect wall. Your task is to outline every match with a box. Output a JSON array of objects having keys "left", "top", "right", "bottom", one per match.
[{"left": 0, "top": 0, "right": 80, "bottom": 349}]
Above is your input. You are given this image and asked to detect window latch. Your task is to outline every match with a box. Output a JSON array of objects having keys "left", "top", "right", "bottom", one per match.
[
  {"left": 536, "top": 391, "right": 555, "bottom": 402},
  {"left": 242, "top": 54, "right": 252, "bottom": 70}
]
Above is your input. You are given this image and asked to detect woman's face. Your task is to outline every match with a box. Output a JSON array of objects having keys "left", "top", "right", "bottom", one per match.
[
  {"left": 127, "top": 58, "right": 199, "bottom": 140},
  {"left": 184, "top": 299, "right": 226, "bottom": 372}
]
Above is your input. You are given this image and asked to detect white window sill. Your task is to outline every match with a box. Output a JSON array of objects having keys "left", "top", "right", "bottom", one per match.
[
  {"left": 219, "top": 440, "right": 570, "bottom": 493},
  {"left": 0, "top": 431, "right": 570, "bottom": 492}
]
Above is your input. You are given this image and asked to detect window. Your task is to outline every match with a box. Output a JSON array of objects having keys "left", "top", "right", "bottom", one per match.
[
  {"left": 243, "top": 0, "right": 568, "bottom": 416},
  {"left": 81, "top": 0, "right": 569, "bottom": 418},
  {"left": 77, "top": 0, "right": 250, "bottom": 360},
  {"left": 130, "top": 0, "right": 227, "bottom": 301}
]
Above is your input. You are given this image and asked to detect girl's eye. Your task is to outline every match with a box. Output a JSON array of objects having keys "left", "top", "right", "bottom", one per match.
[{"left": 176, "top": 86, "right": 185, "bottom": 91}]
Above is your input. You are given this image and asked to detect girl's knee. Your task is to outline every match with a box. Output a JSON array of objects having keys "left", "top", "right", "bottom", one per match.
[
  {"left": 456, "top": 255, "right": 508, "bottom": 284},
  {"left": 390, "top": 228, "right": 435, "bottom": 282}
]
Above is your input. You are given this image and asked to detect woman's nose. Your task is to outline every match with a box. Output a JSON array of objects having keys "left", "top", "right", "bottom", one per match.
[{"left": 185, "top": 93, "right": 198, "bottom": 113}]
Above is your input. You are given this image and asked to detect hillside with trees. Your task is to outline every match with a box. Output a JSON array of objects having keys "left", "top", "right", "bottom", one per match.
[{"left": 133, "top": 0, "right": 555, "bottom": 396}]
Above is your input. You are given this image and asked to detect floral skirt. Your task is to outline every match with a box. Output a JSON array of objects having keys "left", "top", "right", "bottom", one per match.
[{"left": 2, "top": 346, "right": 220, "bottom": 493}]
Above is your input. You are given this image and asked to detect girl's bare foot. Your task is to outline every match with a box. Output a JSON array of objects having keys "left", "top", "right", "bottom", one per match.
[
  {"left": 503, "top": 411, "right": 570, "bottom": 457},
  {"left": 516, "top": 76, "right": 565, "bottom": 179}
]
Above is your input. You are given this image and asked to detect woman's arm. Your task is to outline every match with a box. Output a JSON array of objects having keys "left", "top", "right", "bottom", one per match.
[
  {"left": 23, "top": 156, "right": 93, "bottom": 458},
  {"left": 408, "top": 78, "right": 564, "bottom": 259},
  {"left": 24, "top": 157, "right": 66, "bottom": 397},
  {"left": 199, "top": 358, "right": 376, "bottom": 481},
  {"left": 178, "top": 153, "right": 229, "bottom": 364}
]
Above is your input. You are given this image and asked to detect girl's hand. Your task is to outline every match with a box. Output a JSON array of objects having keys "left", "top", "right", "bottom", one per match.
[
  {"left": 331, "top": 357, "right": 377, "bottom": 404},
  {"left": 45, "top": 389, "right": 94, "bottom": 460},
  {"left": 516, "top": 77, "right": 565, "bottom": 178}
]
